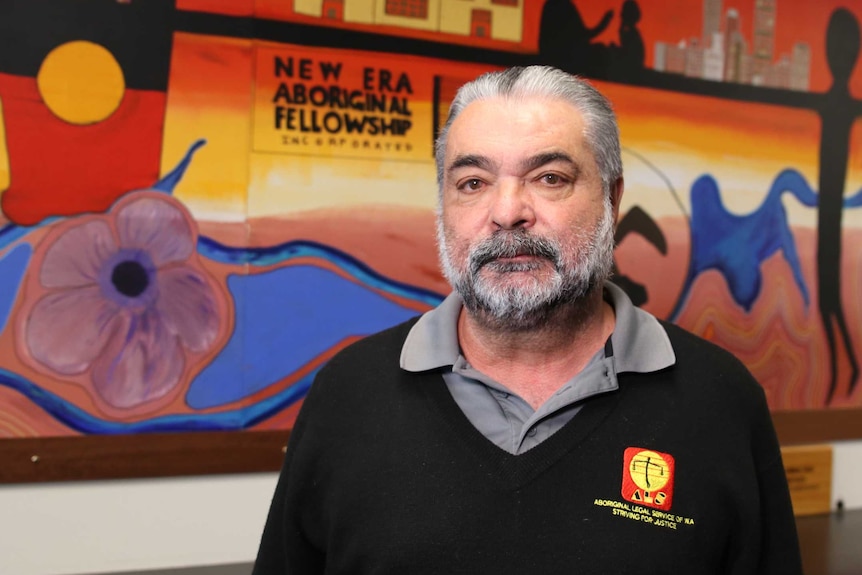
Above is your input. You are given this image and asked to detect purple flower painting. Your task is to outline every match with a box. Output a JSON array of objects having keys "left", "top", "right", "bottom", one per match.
[{"left": 16, "top": 191, "right": 229, "bottom": 415}]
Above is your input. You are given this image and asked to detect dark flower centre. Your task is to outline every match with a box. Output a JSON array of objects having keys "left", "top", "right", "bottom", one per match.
[{"left": 111, "top": 260, "right": 150, "bottom": 297}]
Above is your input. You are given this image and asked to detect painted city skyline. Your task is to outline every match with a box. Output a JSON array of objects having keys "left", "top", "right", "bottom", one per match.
[{"left": 654, "top": 0, "right": 811, "bottom": 90}]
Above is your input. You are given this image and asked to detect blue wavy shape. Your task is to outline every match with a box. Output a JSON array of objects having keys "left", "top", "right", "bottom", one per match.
[
  {"left": 198, "top": 235, "right": 444, "bottom": 307},
  {"left": 0, "top": 244, "right": 32, "bottom": 335},
  {"left": 0, "top": 225, "right": 31, "bottom": 250},
  {"left": 0, "top": 366, "right": 314, "bottom": 434},
  {"left": 0, "top": 221, "right": 54, "bottom": 251},
  {"left": 186, "top": 265, "right": 427, "bottom": 408},
  {"left": 844, "top": 186, "right": 862, "bottom": 208},
  {"left": 670, "top": 169, "right": 816, "bottom": 319},
  {"left": 152, "top": 139, "right": 206, "bottom": 194},
  {"left": 770, "top": 168, "right": 819, "bottom": 208}
]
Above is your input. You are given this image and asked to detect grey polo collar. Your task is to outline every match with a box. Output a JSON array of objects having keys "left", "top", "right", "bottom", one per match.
[{"left": 400, "top": 280, "right": 675, "bottom": 374}]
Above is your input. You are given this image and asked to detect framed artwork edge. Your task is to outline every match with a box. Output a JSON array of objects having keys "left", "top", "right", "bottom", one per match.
[
  {"left": 0, "top": 428, "right": 290, "bottom": 484},
  {"left": 0, "top": 409, "right": 859, "bottom": 483}
]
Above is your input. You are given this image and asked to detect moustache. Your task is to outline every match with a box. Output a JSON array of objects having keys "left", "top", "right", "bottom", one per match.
[{"left": 468, "top": 231, "right": 561, "bottom": 275}]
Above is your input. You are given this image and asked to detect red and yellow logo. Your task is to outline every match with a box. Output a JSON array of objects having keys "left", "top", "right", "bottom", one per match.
[{"left": 621, "top": 447, "right": 675, "bottom": 511}]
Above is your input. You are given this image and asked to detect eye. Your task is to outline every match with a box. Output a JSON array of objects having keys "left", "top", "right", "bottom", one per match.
[
  {"left": 539, "top": 173, "right": 567, "bottom": 186},
  {"left": 458, "top": 178, "right": 485, "bottom": 192}
]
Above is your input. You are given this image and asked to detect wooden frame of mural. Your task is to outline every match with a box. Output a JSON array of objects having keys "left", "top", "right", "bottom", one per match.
[
  {"left": 0, "top": 410, "right": 861, "bottom": 483},
  {"left": 2, "top": 2, "right": 862, "bottom": 483}
]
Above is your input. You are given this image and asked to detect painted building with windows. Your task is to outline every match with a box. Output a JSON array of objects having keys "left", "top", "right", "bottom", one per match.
[{"left": 294, "top": 0, "right": 523, "bottom": 42}]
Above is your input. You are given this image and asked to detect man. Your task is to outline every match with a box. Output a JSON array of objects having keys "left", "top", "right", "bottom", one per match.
[{"left": 253, "top": 65, "right": 803, "bottom": 574}]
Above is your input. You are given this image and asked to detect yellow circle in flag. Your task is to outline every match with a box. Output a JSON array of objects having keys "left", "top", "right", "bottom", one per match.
[
  {"left": 628, "top": 449, "right": 670, "bottom": 491},
  {"left": 37, "top": 40, "right": 125, "bottom": 125}
]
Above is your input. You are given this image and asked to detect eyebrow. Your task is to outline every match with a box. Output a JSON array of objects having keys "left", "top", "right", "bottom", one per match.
[
  {"left": 520, "top": 151, "right": 578, "bottom": 173},
  {"left": 447, "top": 151, "right": 579, "bottom": 176},
  {"left": 447, "top": 154, "right": 495, "bottom": 173}
]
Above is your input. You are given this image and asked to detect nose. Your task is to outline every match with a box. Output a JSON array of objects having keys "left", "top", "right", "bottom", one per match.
[{"left": 490, "top": 177, "right": 535, "bottom": 231}]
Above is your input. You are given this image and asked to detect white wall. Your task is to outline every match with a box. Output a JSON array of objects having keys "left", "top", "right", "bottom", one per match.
[
  {"left": 2, "top": 441, "right": 862, "bottom": 575},
  {"left": 0, "top": 473, "right": 278, "bottom": 575},
  {"left": 832, "top": 440, "right": 862, "bottom": 511}
]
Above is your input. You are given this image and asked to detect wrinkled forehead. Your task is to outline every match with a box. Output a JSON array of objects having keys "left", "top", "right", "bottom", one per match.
[{"left": 444, "top": 95, "right": 589, "bottom": 160}]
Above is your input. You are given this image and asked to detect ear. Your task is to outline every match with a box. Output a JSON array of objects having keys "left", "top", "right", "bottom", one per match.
[{"left": 610, "top": 177, "right": 625, "bottom": 223}]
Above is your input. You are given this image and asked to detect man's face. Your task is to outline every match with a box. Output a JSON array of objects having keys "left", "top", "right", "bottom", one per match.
[{"left": 437, "top": 95, "right": 620, "bottom": 330}]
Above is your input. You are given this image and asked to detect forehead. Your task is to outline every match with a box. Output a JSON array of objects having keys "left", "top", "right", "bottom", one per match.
[{"left": 445, "top": 96, "right": 589, "bottom": 162}]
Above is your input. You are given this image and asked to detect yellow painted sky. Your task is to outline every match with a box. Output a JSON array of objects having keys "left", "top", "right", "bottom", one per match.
[{"left": 160, "top": 36, "right": 862, "bottom": 230}]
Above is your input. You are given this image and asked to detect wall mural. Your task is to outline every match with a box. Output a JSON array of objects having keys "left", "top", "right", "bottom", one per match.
[{"left": 0, "top": 0, "right": 861, "bottom": 441}]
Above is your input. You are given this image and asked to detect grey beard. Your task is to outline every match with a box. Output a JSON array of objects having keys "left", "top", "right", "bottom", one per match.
[{"left": 437, "top": 202, "right": 615, "bottom": 331}]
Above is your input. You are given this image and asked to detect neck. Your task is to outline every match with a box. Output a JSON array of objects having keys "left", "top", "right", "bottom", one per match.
[{"left": 457, "top": 286, "right": 615, "bottom": 409}]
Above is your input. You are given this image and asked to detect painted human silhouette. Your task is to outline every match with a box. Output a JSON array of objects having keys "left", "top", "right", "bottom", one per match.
[
  {"left": 539, "top": 0, "right": 613, "bottom": 73},
  {"left": 615, "top": 0, "right": 645, "bottom": 70},
  {"left": 816, "top": 8, "right": 860, "bottom": 402}
]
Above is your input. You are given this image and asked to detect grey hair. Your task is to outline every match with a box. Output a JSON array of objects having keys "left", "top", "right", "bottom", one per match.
[{"left": 434, "top": 65, "right": 622, "bottom": 197}]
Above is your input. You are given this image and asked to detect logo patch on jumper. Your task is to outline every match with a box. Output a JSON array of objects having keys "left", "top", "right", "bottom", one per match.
[{"left": 622, "top": 447, "right": 675, "bottom": 510}]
